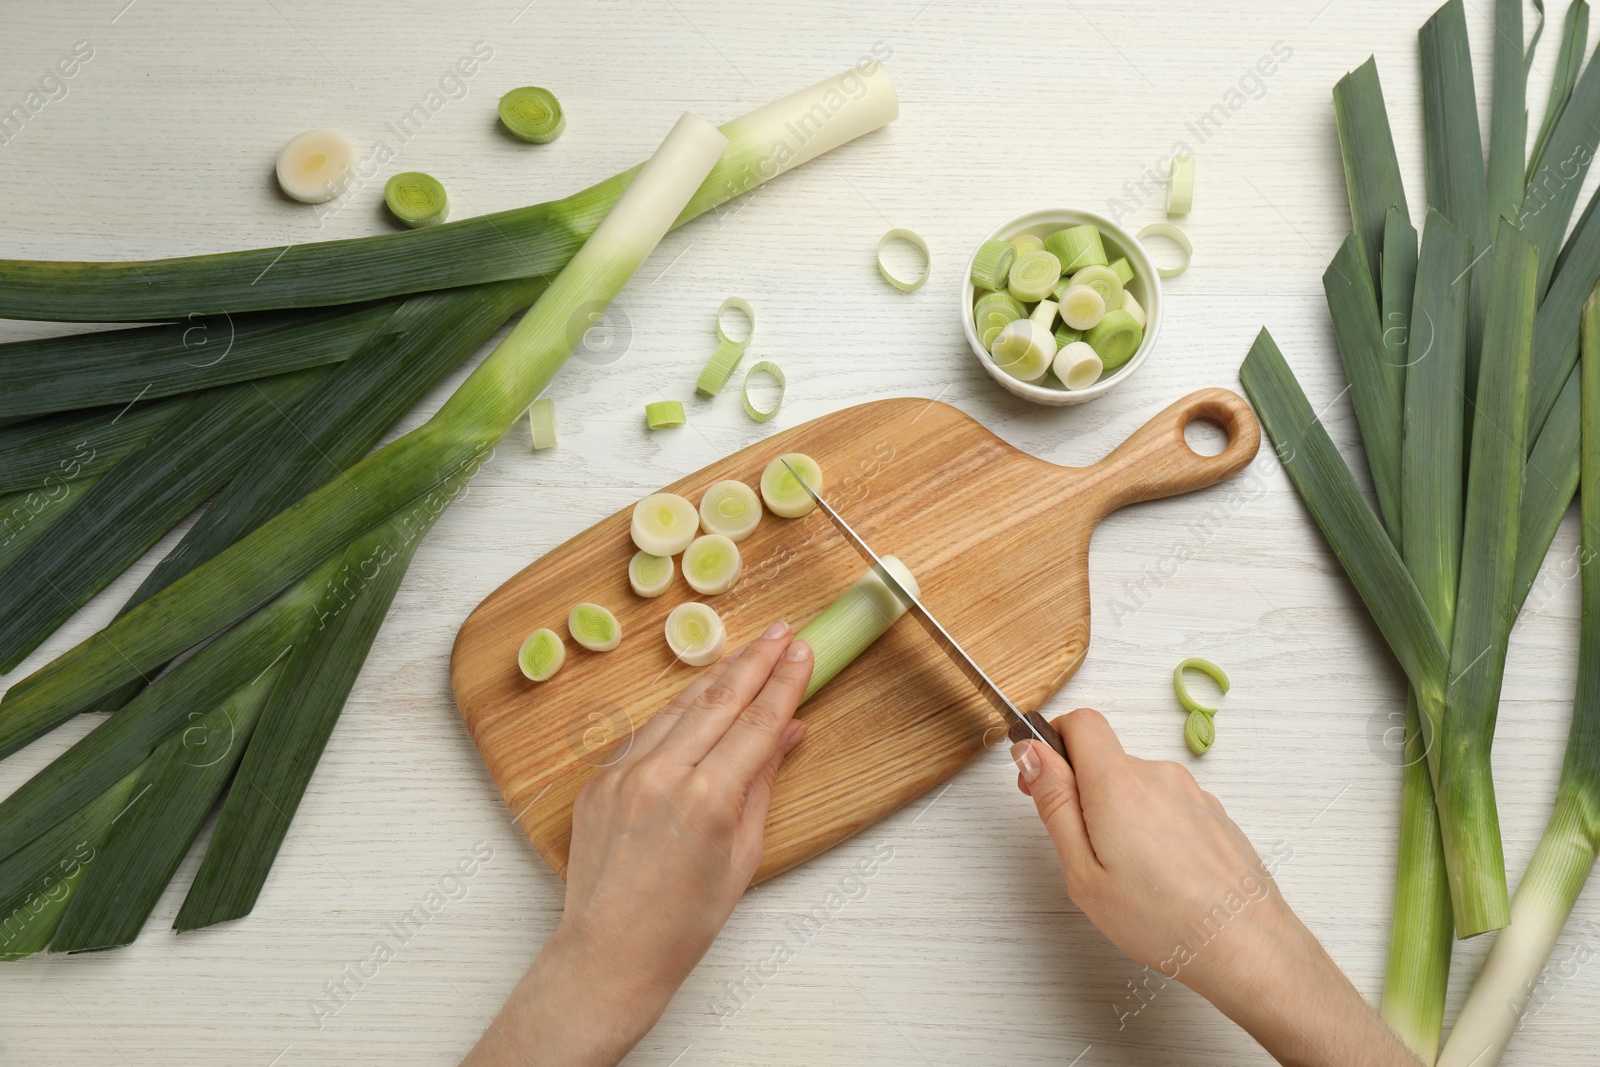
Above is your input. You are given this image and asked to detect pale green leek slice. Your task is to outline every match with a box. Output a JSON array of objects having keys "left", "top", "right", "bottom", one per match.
[
  {"left": 1174, "top": 657, "right": 1230, "bottom": 715},
  {"left": 698, "top": 479, "right": 762, "bottom": 541},
  {"left": 1085, "top": 309, "right": 1144, "bottom": 370},
  {"left": 1167, "top": 154, "right": 1194, "bottom": 216},
  {"left": 991, "top": 318, "right": 1054, "bottom": 382},
  {"left": 628, "top": 551, "right": 675, "bottom": 598},
  {"left": 1007, "top": 249, "right": 1062, "bottom": 302},
  {"left": 1137, "top": 222, "right": 1192, "bottom": 278},
  {"left": 665, "top": 602, "right": 726, "bottom": 666},
  {"left": 1109, "top": 257, "right": 1134, "bottom": 285},
  {"left": 1183, "top": 708, "right": 1214, "bottom": 756},
  {"left": 1059, "top": 284, "right": 1106, "bottom": 331},
  {"left": 518, "top": 628, "right": 565, "bottom": 681},
  {"left": 974, "top": 291, "right": 1026, "bottom": 349},
  {"left": 1119, "top": 290, "right": 1148, "bottom": 329},
  {"left": 682, "top": 534, "right": 743, "bottom": 595},
  {"left": 1044, "top": 225, "right": 1108, "bottom": 273},
  {"left": 568, "top": 602, "right": 621, "bottom": 651},
  {"left": 631, "top": 492, "right": 698, "bottom": 556},
  {"left": 877, "top": 228, "right": 931, "bottom": 292},
  {"left": 760, "top": 453, "right": 822, "bottom": 518},
  {"left": 645, "top": 400, "right": 686, "bottom": 429},
  {"left": 970, "top": 239, "right": 1017, "bottom": 291},
  {"left": 384, "top": 172, "right": 449, "bottom": 228},
  {"left": 716, "top": 296, "right": 755, "bottom": 348},
  {"left": 695, "top": 339, "right": 746, "bottom": 398},
  {"left": 1052, "top": 341, "right": 1102, "bottom": 391},
  {"left": 1007, "top": 233, "right": 1044, "bottom": 257},
  {"left": 742, "top": 360, "right": 786, "bottom": 423},
  {"left": 527, "top": 397, "right": 557, "bottom": 451},
  {"left": 499, "top": 86, "right": 565, "bottom": 143},
  {"left": 1071, "top": 264, "right": 1124, "bottom": 309},
  {"left": 275, "top": 129, "right": 353, "bottom": 205},
  {"left": 798, "top": 555, "right": 919, "bottom": 702}
]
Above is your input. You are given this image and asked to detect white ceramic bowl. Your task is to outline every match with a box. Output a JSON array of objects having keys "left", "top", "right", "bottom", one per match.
[{"left": 961, "top": 207, "right": 1162, "bottom": 406}]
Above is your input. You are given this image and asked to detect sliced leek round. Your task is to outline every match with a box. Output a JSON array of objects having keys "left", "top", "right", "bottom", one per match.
[
  {"left": 1137, "top": 222, "right": 1192, "bottom": 278},
  {"left": 877, "top": 228, "right": 931, "bottom": 292},
  {"left": 384, "top": 171, "right": 449, "bottom": 228},
  {"left": 665, "top": 602, "right": 727, "bottom": 666},
  {"left": 1167, "top": 154, "right": 1194, "bottom": 217},
  {"left": 1007, "top": 249, "right": 1062, "bottom": 302},
  {"left": 499, "top": 86, "right": 565, "bottom": 143},
  {"left": 742, "top": 360, "right": 786, "bottom": 423},
  {"left": 970, "top": 239, "right": 1017, "bottom": 291},
  {"left": 1119, "top": 289, "right": 1148, "bottom": 328},
  {"left": 527, "top": 397, "right": 558, "bottom": 451},
  {"left": 716, "top": 296, "right": 756, "bottom": 347},
  {"left": 1184, "top": 708, "right": 1214, "bottom": 756},
  {"left": 275, "top": 129, "right": 354, "bottom": 204},
  {"left": 1007, "top": 233, "right": 1045, "bottom": 257},
  {"left": 517, "top": 627, "right": 566, "bottom": 681},
  {"left": 628, "top": 551, "right": 674, "bottom": 598},
  {"left": 698, "top": 479, "right": 762, "bottom": 541},
  {"left": 696, "top": 338, "right": 746, "bottom": 398},
  {"left": 973, "top": 291, "right": 1026, "bottom": 349},
  {"left": 1044, "top": 224, "right": 1108, "bottom": 273},
  {"left": 990, "top": 318, "right": 1054, "bottom": 382},
  {"left": 682, "top": 534, "right": 743, "bottom": 595},
  {"left": 645, "top": 399, "right": 686, "bottom": 429},
  {"left": 1059, "top": 285, "right": 1106, "bottom": 331},
  {"left": 631, "top": 492, "right": 698, "bottom": 556},
  {"left": 568, "top": 602, "right": 621, "bottom": 651},
  {"left": 1053, "top": 341, "right": 1103, "bottom": 391},
  {"left": 1173, "top": 656, "right": 1230, "bottom": 715},
  {"left": 760, "top": 453, "right": 823, "bottom": 518},
  {"left": 1070, "top": 264, "right": 1123, "bottom": 309},
  {"left": 1085, "top": 309, "right": 1144, "bottom": 371}
]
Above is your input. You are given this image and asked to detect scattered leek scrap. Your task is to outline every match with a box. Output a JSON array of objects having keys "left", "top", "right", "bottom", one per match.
[
  {"left": 716, "top": 296, "right": 755, "bottom": 348},
  {"left": 1436, "top": 284, "right": 1600, "bottom": 1067},
  {"left": 698, "top": 480, "right": 762, "bottom": 541},
  {"left": 568, "top": 603, "right": 622, "bottom": 652},
  {"left": 1136, "top": 223, "right": 1190, "bottom": 278},
  {"left": 970, "top": 239, "right": 1016, "bottom": 291},
  {"left": 760, "top": 453, "right": 822, "bottom": 518},
  {"left": 1043, "top": 225, "right": 1107, "bottom": 273},
  {"left": 681, "top": 534, "right": 742, "bottom": 595},
  {"left": 528, "top": 396, "right": 558, "bottom": 450},
  {"left": 665, "top": 602, "right": 726, "bottom": 666},
  {"left": 1008, "top": 249, "right": 1062, "bottom": 303},
  {"left": 876, "top": 228, "right": 931, "bottom": 292},
  {"left": 275, "top": 129, "right": 353, "bottom": 204},
  {"left": 1183, "top": 709, "right": 1214, "bottom": 757},
  {"left": 0, "top": 64, "right": 899, "bottom": 321},
  {"left": 384, "top": 171, "right": 450, "bottom": 228},
  {"left": 695, "top": 339, "right": 746, "bottom": 398},
  {"left": 742, "top": 360, "right": 786, "bottom": 422},
  {"left": 628, "top": 551, "right": 674, "bottom": 599},
  {"left": 1052, "top": 341, "right": 1101, "bottom": 391},
  {"left": 498, "top": 86, "right": 566, "bottom": 143},
  {"left": 645, "top": 400, "right": 687, "bottom": 429},
  {"left": 1166, "top": 155, "right": 1194, "bottom": 217},
  {"left": 1173, "top": 658, "right": 1229, "bottom": 715},
  {"left": 797, "top": 555, "right": 918, "bottom": 702},
  {"left": 632, "top": 493, "right": 700, "bottom": 556},
  {"left": 518, "top": 629, "right": 566, "bottom": 682}
]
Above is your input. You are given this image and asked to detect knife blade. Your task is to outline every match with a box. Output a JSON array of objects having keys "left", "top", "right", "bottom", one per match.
[{"left": 778, "top": 459, "right": 1069, "bottom": 763}]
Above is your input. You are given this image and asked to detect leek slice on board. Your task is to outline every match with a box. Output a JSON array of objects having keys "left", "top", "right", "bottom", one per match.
[
  {"left": 629, "top": 552, "right": 674, "bottom": 599},
  {"left": 518, "top": 629, "right": 566, "bottom": 682},
  {"left": 681, "top": 534, "right": 742, "bottom": 595},
  {"left": 665, "top": 603, "right": 726, "bottom": 666},
  {"left": 760, "top": 454, "right": 822, "bottom": 518},
  {"left": 698, "top": 480, "right": 761, "bottom": 541},
  {"left": 631, "top": 493, "right": 699, "bottom": 556},
  {"left": 569, "top": 603, "right": 622, "bottom": 652}
]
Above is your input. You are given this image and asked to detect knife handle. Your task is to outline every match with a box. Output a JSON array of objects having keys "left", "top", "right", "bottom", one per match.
[{"left": 1009, "top": 712, "right": 1069, "bottom": 765}]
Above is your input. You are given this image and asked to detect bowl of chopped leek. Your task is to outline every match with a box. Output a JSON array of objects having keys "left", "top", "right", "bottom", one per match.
[{"left": 962, "top": 207, "right": 1161, "bottom": 406}]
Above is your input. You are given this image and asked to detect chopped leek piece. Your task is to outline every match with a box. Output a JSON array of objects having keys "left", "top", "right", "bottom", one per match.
[
  {"left": 742, "top": 360, "right": 786, "bottom": 423},
  {"left": 568, "top": 602, "right": 621, "bottom": 652},
  {"left": 1174, "top": 657, "right": 1230, "bottom": 715},
  {"left": 698, "top": 479, "right": 762, "bottom": 541},
  {"left": 760, "top": 453, "right": 823, "bottom": 518},
  {"left": 682, "top": 534, "right": 743, "bottom": 595},
  {"left": 991, "top": 317, "right": 1055, "bottom": 382},
  {"left": 1007, "top": 233, "right": 1045, "bottom": 257},
  {"left": 695, "top": 339, "right": 746, "bottom": 398},
  {"left": 665, "top": 602, "right": 727, "bottom": 666},
  {"left": 527, "top": 397, "right": 558, "bottom": 451},
  {"left": 1049, "top": 275, "right": 1075, "bottom": 301},
  {"left": 645, "top": 399, "right": 686, "bottom": 429},
  {"left": 498, "top": 86, "right": 565, "bottom": 143},
  {"left": 1071, "top": 264, "right": 1124, "bottom": 309},
  {"left": 1052, "top": 323, "right": 1083, "bottom": 349},
  {"left": 1030, "top": 298, "right": 1058, "bottom": 332},
  {"left": 1059, "top": 284, "right": 1107, "bottom": 331},
  {"left": 384, "top": 172, "right": 449, "bottom": 228},
  {"left": 974, "top": 291, "right": 1026, "bottom": 348},
  {"left": 877, "top": 228, "right": 931, "bottom": 292},
  {"left": 798, "top": 555, "right": 920, "bottom": 702},
  {"left": 1085, "top": 309, "right": 1144, "bottom": 370},
  {"left": 518, "top": 628, "right": 565, "bottom": 681},
  {"left": 1007, "top": 249, "right": 1062, "bottom": 302},
  {"left": 1183, "top": 709, "right": 1215, "bottom": 756},
  {"left": 1119, "top": 290, "right": 1148, "bottom": 329},
  {"left": 1052, "top": 340, "right": 1102, "bottom": 391},
  {"left": 631, "top": 492, "right": 699, "bottom": 556},
  {"left": 1109, "top": 257, "right": 1134, "bottom": 285},
  {"left": 1044, "top": 225, "right": 1108, "bottom": 273},
  {"left": 715, "top": 296, "right": 755, "bottom": 348},
  {"left": 275, "top": 129, "right": 353, "bottom": 205},
  {"left": 1167, "top": 154, "right": 1194, "bottom": 216},
  {"left": 970, "top": 239, "right": 1017, "bottom": 291},
  {"left": 1137, "top": 222, "right": 1192, "bottom": 278},
  {"left": 628, "top": 551, "right": 674, "bottom": 598}
]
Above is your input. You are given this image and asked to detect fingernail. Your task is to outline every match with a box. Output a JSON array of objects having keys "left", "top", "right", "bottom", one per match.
[
  {"left": 784, "top": 639, "right": 811, "bottom": 662},
  {"left": 763, "top": 620, "right": 790, "bottom": 640},
  {"left": 1011, "top": 741, "right": 1040, "bottom": 783},
  {"left": 781, "top": 720, "right": 806, "bottom": 752}
]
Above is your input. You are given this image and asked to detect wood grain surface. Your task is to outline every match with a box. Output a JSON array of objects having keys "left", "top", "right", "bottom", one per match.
[{"left": 453, "top": 390, "right": 1259, "bottom": 881}]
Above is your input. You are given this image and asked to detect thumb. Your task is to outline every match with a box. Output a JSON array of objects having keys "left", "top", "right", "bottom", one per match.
[{"left": 1012, "top": 738, "right": 1099, "bottom": 880}]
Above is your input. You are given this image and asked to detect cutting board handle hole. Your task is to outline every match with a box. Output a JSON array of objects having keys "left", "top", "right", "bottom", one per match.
[{"left": 1182, "top": 416, "right": 1229, "bottom": 457}]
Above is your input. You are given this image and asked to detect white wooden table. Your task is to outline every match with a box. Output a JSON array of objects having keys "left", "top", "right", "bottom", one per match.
[{"left": 2, "top": 1, "right": 1596, "bottom": 1063}]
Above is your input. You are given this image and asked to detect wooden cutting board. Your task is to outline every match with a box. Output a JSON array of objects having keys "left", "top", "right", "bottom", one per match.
[{"left": 451, "top": 389, "right": 1259, "bottom": 882}]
